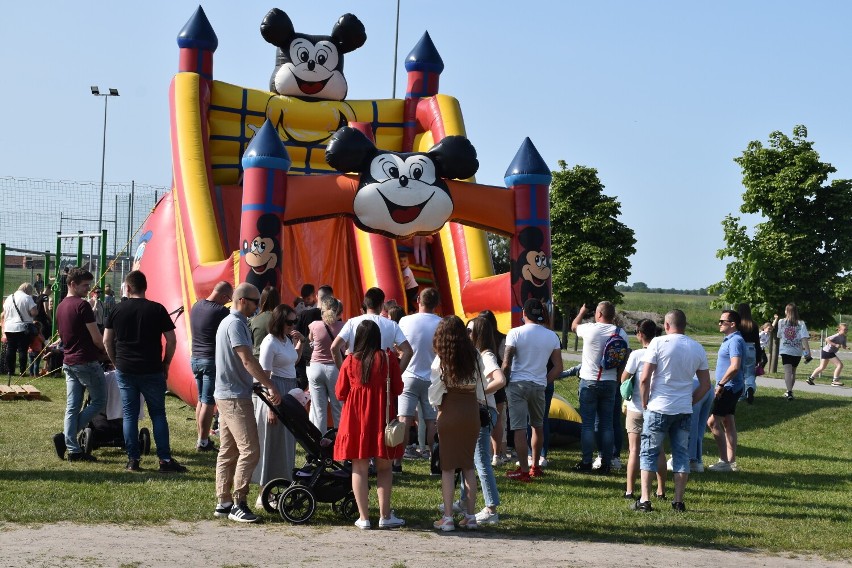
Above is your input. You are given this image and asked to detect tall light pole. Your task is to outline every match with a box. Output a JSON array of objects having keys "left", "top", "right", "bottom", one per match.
[{"left": 90, "top": 86, "right": 119, "bottom": 283}]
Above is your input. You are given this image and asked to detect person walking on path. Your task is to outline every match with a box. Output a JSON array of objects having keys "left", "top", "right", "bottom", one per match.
[
  {"left": 707, "top": 310, "right": 745, "bottom": 473},
  {"left": 807, "top": 323, "right": 847, "bottom": 387},
  {"left": 104, "top": 270, "right": 186, "bottom": 474},
  {"left": 213, "top": 282, "right": 282, "bottom": 524},
  {"left": 189, "top": 280, "right": 233, "bottom": 452},
  {"left": 773, "top": 303, "right": 811, "bottom": 400}
]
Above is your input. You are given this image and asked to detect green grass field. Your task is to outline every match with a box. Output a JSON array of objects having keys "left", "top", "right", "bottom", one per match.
[
  {"left": 618, "top": 291, "right": 722, "bottom": 334},
  {"left": 0, "top": 373, "right": 849, "bottom": 557}
]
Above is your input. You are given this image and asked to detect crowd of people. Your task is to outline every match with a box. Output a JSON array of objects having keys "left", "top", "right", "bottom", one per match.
[{"left": 2, "top": 271, "right": 848, "bottom": 529}]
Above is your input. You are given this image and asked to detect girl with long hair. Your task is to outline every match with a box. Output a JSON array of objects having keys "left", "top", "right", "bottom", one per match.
[
  {"left": 736, "top": 303, "right": 759, "bottom": 404},
  {"left": 334, "top": 320, "right": 405, "bottom": 529},
  {"left": 772, "top": 303, "right": 811, "bottom": 400},
  {"left": 250, "top": 287, "right": 281, "bottom": 356},
  {"left": 429, "top": 316, "right": 482, "bottom": 531}
]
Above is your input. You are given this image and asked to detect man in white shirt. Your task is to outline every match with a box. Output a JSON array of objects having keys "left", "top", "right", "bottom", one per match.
[
  {"left": 571, "top": 301, "right": 629, "bottom": 474},
  {"left": 397, "top": 287, "right": 442, "bottom": 460},
  {"left": 634, "top": 309, "right": 711, "bottom": 513},
  {"left": 502, "top": 299, "right": 563, "bottom": 482},
  {"left": 331, "top": 287, "right": 413, "bottom": 371}
]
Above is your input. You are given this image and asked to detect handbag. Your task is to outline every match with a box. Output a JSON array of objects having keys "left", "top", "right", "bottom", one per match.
[
  {"left": 476, "top": 356, "right": 494, "bottom": 428},
  {"left": 12, "top": 296, "right": 37, "bottom": 336},
  {"left": 620, "top": 373, "right": 635, "bottom": 401},
  {"left": 382, "top": 351, "right": 405, "bottom": 447}
]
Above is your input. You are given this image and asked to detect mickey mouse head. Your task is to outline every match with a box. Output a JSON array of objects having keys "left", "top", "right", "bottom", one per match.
[
  {"left": 261, "top": 8, "right": 366, "bottom": 101},
  {"left": 325, "top": 127, "right": 479, "bottom": 239}
]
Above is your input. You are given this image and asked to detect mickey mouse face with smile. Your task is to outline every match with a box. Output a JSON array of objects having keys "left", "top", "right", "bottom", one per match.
[
  {"left": 261, "top": 9, "right": 366, "bottom": 101},
  {"left": 325, "top": 127, "right": 479, "bottom": 239}
]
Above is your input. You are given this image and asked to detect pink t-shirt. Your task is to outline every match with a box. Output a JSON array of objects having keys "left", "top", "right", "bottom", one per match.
[{"left": 308, "top": 319, "right": 344, "bottom": 364}]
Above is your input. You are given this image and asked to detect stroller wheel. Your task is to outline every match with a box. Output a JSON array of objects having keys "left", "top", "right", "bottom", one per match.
[
  {"left": 78, "top": 427, "right": 93, "bottom": 455},
  {"left": 278, "top": 485, "right": 316, "bottom": 524},
  {"left": 339, "top": 493, "right": 358, "bottom": 521},
  {"left": 139, "top": 428, "right": 152, "bottom": 455},
  {"left": 260, "top": 478, "right": 290, "bottom": 514}
]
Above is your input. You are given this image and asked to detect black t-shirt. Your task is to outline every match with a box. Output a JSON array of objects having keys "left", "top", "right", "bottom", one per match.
[
  {"left": 105, "top": 298, "right": 175, "bottom": 374},
  {"left": 189, "top": 299, "right": 229, "bottom": 359}
]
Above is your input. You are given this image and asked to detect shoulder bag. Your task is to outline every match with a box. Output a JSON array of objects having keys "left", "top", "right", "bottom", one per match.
[
  {"left": 12, "top": 295, "right": 37, "bottom": 337},
  {"left": 383, "top": 350, "right": 406, "bottom": 447}
]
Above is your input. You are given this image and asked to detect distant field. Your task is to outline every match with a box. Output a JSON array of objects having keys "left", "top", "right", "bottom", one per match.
[{"left": 619, "top": 291, "right": 719, "bottom": 334}]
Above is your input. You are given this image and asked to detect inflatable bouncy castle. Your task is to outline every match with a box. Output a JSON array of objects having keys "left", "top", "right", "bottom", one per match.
[{"left": 137, "top": 7, "right": 554, "bottom": 405}]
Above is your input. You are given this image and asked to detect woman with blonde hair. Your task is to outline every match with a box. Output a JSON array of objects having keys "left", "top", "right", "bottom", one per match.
[
  {"left": 429, "top": 315, "right": 482, "bottom": 532},
  {"left": 3, "top": 282, "right": 38, "bottom": 377},
  {"left": 773, "top": 303, "right": 811, "bottom": 400},
  {"left": 307, "top": 296, "right": 345, "bottom": 432}
]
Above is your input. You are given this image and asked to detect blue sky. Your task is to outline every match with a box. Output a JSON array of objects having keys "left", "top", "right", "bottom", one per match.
[{"left": 3, "top": 1, "right": 852, "bottom": 289}]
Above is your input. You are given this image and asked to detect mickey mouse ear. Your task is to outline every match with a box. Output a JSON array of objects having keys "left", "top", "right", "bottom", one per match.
[
  {"left": 428, "top": 136, "right": 479, "bottom": 180},
  {"left": 325, "top": 127, "right": 376, "bottom": 173}
]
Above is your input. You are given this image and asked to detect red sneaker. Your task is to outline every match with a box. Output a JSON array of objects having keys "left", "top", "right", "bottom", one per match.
[
  {"left": 529, "top": 465, "right": 544, "bottom": 478},
  {"left": 506, "top": 467, "right": 531, "bottom": 482}
]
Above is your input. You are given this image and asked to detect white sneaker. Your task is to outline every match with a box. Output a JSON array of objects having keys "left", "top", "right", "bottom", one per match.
[
  {"left": 707, "top": 460, "right": 732, "bottom": 472},
  {"left": 729, "top": 460, "right": 739, "bottom": 472},
  {"left": 437, "top": 500, "right": 462, "bottom": 514},
  {"left": 666, "top": 458, "right": 674, "bottom": 471},
  {"left": 433, "top": 516, "right": 455, "bottom": 532},
  {"left": 474, "top": 507, "right": 499, "bottom": 525},
  {"left": 354, "top": 518, "right": 371, "bottom": 530},
  {"left": 539, "top": 456, "right": 549, "bottom": 468},
  {"left": 459, "top": 514, "right": 478, "bottom": 530},
  {"left": 378, "top": 510, "right": 405, "bottom": 528},
  {"left": 690, "top": 461, "right": 704, "bottom": 473},
  {"left": 610, "top": 457, "right": 622, "bottom": 471},
  {"left": 592, "top": 456, "right": 602, "bottom": 470}
]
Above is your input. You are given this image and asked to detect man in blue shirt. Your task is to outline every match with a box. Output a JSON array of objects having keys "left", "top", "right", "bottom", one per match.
[{"left": 707, "top": 310, "right": 745, "bottom": 473}]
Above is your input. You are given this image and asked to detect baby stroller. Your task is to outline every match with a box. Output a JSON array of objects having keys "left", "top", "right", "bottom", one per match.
[{"left": 253, "top": 384, "right": 355, "bottom": 524}]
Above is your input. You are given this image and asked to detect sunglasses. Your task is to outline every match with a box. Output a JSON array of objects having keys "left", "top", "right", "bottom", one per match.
[
  {"left": 718, "top": 320, "right": 732, "bottom": 324},
  {"left": 285, "top": 318, "right": 298, "bottom": 325},
  {"left": 244, "top": 297, "right": 260, "bottom": 305}
]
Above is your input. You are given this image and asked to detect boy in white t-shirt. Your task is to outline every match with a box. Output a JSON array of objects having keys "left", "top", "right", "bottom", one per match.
[{"left": 502, "top": 299, "right": 562, "bottom": 482}]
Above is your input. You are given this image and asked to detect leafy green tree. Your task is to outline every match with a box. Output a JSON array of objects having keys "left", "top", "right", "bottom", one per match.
[
  {"left": 550, "top": 161, "right": 636, "bottom": 342},
  {"left": 487, "top": 232, "right": 510, "bottom": 274},
  {"left": 711, "top": 125, "right": 852, "bottom": 330}
]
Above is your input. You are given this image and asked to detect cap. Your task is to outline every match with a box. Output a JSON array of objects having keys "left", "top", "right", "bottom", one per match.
[{"left": 523, "top": 298, "right": 545, "bottom": 322}]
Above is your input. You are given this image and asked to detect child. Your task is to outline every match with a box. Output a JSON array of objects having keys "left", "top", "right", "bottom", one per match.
[
  {"left": 807, "top": 323, "right": 847, "bottom": 387},
  {"left": 27, "top": 322, "right": 46, "bottom": 376},
  {"left": 399, "top": 253, "right": 418, "bottom": 314},
  {"left": 757, "top": 322, "right": 771, "bottom": 370}
]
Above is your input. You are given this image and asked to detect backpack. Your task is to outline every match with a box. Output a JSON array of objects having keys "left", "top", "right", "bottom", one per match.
[{"left": 598, "top": 327, "right": 629, "bottom": 379}]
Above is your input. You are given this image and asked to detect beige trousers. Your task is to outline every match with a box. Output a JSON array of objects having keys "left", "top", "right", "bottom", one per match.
[{"left": 215, "top": 398, "right": 260, "bottom": 504}]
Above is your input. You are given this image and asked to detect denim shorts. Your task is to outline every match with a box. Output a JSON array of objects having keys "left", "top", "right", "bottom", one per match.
[
  {"left": 398, "top": 377, "right": 437, "bottom": 420},
  {"left": 190, "top": 357, "right": 216, "bottom": 405},
  {"left": 640, "top": 410, "right": 691, "bottom": 473}
]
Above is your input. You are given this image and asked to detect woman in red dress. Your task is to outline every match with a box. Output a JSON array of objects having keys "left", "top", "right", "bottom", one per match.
[{"left": 334, "top": 320, "right": 406, "bottom": 530}]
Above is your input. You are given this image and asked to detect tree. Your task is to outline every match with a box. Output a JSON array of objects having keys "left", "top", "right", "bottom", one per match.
[
  {"left": 550, "top": 161, "right": 637, "bottom": 343},
  {"left": 487, "top": 232, "right": 510, "bottom": 274},
  {"left": 711, "top": 125, "right": 852, "bottom": 330}
]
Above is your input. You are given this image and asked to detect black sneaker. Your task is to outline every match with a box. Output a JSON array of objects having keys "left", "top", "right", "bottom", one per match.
[
  {"left": 624, "top": 492, "right": 635, "bottom": 500},
  {"left": 227, "top": 502, "right": 260, "bottom": 523},
  {"left": 596, "top": 464, "right": 611, "bottom": 475},
  {"left": 68, "top": 452, "right": 97, "bottom": 462},
  {"left": 805, "top": 377, "right": 815, "bottom": 386},
  {"left": 746, "top": 387, "right": 755, "bottom": 404},
  {"left": 196, "top": 440, "right": 218, "bottom": 452},
  {"left": 630, "top": 499, "right": 653, "bottom": 512},
  {"left": 391, "top": 463, "right": 403, "bottom": 474},
  {"left": 214, "top": 502, "right": 233, "bottom": 518},
  {"left": 159, "top": 458, "right": 188, "bottom": 473},
  {"left": 52, "top": 433, "right": 66, "bottom": 460},
  {"left": 672, "top": 501, "right": 686, "bottom": 512},
  {"left": 655, "top": 492, "right": 667, "bottom": 501},
  {"left": 573, "top": 461, "right": 593, "bottom": 473},
  {"left": 126, "top": 459, "right": 142, "bottom": 472}
]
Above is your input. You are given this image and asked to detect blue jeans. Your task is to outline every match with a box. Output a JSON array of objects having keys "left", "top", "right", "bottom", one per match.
[
  {"left": 190, "top": 357, "right": 215, "bottom": 405},
  {"left": 740, "top": 344, "right": 757, "bottom": 399},
  {"left": 578, "top": 379, "right": 618, "bottom": 465},
  {"left": 63, "top": 362, "right": 106, "bottom": 454},
  {"left": 595, "top": 393, "right": 624, "bottom": 458},
  {"left": 640, "top": 411, "right": 691, "bottom": 473},
  {"left": 460, "top": 406, "right": 500, "bottom": 508},
  {"left": 690, "top": 387, "right": 714, "bottom": 463},
  {"left": 115, "top": 370, "right": 171, "bottom": 461}
]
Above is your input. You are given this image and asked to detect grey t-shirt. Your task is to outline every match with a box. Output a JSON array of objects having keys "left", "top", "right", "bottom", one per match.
[{"left": 214, "top": 310, "right": 254, "bottom": 400}]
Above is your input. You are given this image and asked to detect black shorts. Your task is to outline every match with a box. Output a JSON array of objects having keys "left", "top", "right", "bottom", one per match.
[
  {"left": 820, "top": 350, "right": 837, "bottom": 360},
  {"left": 494, "top": 386, "right": 507, "bottom": 405},
  {"left": 781, "top": 354, "right": 802, "bottom": 367},
  {"left": 712, "top": 387, "right": 742, "bottom": 416}
]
